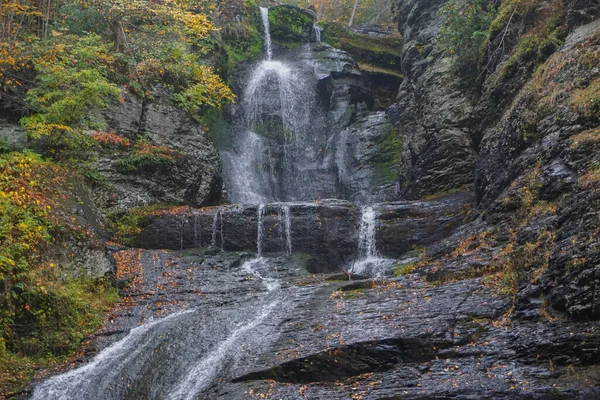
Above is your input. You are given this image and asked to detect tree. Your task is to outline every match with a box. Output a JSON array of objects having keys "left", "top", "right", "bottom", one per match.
[
  {"left": 79, "top": 0, "right": 213, "bottom": 52},
  {"left": 348, "top": 0, "right": 358, "bottom": 26},
  {"left": 316, "top": 0, "right": 324, "bottom": 20}
]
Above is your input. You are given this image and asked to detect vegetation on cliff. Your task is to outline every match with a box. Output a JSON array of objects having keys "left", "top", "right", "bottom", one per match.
[
  {"left": 0, "top": 0, "right": 241, "bottom": 395},
  {"left": 0, "top": 151, "right": 118, "bottom": 396}
]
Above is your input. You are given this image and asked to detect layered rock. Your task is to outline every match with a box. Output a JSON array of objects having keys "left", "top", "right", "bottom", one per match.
[
  {"left": 132, "top": 194, "right": 472, "bottom": 271},
  {"left": 390, "top": 0, "right": 476, "bottom": 199},
  {"left": 91, "top": 86, "right": 223, "bottom": 211}
]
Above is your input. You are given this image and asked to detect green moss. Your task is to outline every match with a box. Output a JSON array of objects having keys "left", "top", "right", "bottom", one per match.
[
  {"left": 109, "top": 203, "right": 175, "bottom": 246},
  {"left": 201, "top": 108, "right": 232, "bottom": 150},
  {"left": 323, "top": 22, "right": 401, "bottom": 70},
  {"left": 500, "top": 29, "right": 565, "bottom": 81},
  {"left": 357, "top": 62, "right": 404, "bottom": 79},
  {"left": 216, "top": 0, "right": 263, "bottom": 77},
  {"left": 372, "top": 123, "right": 402, "bottom": 184},
  {"left": 268, "top": 5, "right": 313, "bottom": 48}
]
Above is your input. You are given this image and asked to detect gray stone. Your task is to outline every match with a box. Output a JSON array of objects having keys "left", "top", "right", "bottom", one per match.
[{"left": 0, "top": 119, "right": 27, "bottom": 150}]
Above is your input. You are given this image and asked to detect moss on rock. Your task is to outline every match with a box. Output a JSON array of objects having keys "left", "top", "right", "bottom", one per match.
[
  {"left": 323, "top": 23, "right": 402, "bottom": 71},
  {"left": 268, "top": 5, "right": 314, "bottom": 48}
]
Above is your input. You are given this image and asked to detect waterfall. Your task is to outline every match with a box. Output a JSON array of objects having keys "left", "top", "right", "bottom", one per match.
[
  {"left": 351, "top": 206, "right": 394, "bottom": 277},
  {"left": 211, "top": 210, "right": 222, "bottom": 249},
  {"left": 260, "top": 7, "right": 272, "bottom": 60},
  {"left": 358, "top": 206, "right": 378, "bottom": 259},
  {"left": 314, "top": 25, "right": 323, "bottom": 42},
  {"left": 257, "top": 204, "right": 265, "bottom": 257},
  {"left": 31, "top": 309, "right": 195, "bottom": 400},
  {"left": 169, "top": 301, "right": 279, "bottom": 400},
  {"left": 220, "top": 6, "right": 327, "bottom": 204},
  {"left": 282, "top": 205, "right": 292, "bottom": 255},
  {"left": 242, "top": 60, "right": 308, "bottom": 142}
]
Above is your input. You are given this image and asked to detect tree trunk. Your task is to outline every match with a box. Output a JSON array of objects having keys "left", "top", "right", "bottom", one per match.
[
  {"left": 111, "top": 19, "right": 126, "bottom": 52},
  {"left": 317, "top": 0, "right": 325, "bottom": 21},
  {"left": 348, "top": 0, "right": 359, "bottom": 26}
]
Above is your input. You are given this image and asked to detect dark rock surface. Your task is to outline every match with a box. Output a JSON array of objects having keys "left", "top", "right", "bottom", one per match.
[
  {"left": 134, "top": 194, "right": 473, "bottom": 270},
  {"left": 91, "top": 86, "right": 223, "bottom": 211},
  {"left": 390, "top": 0, "right": 476, "bottom": 199},
  {"left": 0, "top": 119, "right": 27, "bottom": 150},
  {"left": 30, "top": 247, "right": 600, "bottom": 399}
]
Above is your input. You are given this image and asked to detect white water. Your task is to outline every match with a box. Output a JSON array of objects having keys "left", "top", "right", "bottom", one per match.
[
  {"left": 314, "top": 25, "right": 323, "bottom": 42},
  {"left": 31, "top": 309, "right": 195, "bottom": 400},
  {"left": 169, "top": 300, "right": 279, "bottom": 400},
  {"left": 260, "top": 7, "right": 272, "bottom": 60},
  {"left": 211, "top": 210, "right": 220, "bottom": 248},
  {"left": 242, "top": 257, "right": 281, "bottom": 291},
  {"left": 242, "top": 59, "right": 309, "bottom": 142},
  {"left": 223, "top": 7, "right": 323, "bottom": 203},
  {"left": 282, "top": 205, "right": 292, "bottom": 254},
  {"left": 221, "top": 130, "right": 272, "bottom": 204},
  {"left": 351, "top": 206, "right": 394, "bottom": 277},
  {"left": 257, "top": 204, "right": 265, "bottom": 257}
]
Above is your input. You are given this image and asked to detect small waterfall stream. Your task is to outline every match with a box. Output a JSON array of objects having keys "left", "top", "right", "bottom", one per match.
[
  {"left": 260, "top": 7, "right": 273, "bottom": 60},
  {"left": 351, "top": 206, "right": 394, "bottom": 277},
  {"left": 314, "top": 25, "right": 323, "bottom": 42}
]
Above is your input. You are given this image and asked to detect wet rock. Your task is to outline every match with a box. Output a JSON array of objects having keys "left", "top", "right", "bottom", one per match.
[
  {"left": 135, "top": 200, "right": 360, "bottom": 271},
  {"left": 376, "top": 192, "right": 474, "bottom": 258},
  {"left": 92, "top": 87, "right": 223, "bottom": 211},
  {"left": 335, "top": 112, "right": 400, "bottom": 204},
  {"left": 389, "top": 0, "right": 477, "bottom": 198}
]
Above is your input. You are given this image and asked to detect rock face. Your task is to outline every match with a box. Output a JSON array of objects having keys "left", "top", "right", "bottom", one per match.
[
  {"left": 133, "top": 194, "right": 472, "bottom": 272},
  {"left": 30, "top": 247, "right": 600, "bottom": 399},
  {"left": 375, "top": 192, "right": 473, "bottom": 258},
  {"left": 92, "top": 86, "right": 223, "bottom": 211},
  {"left": 0, "top": 119, "right": 27, "bottom": 151},
  {"left": 335, "top": 112, "right": 400, "bottom": 204},
  {"left": 390, "top": 0, "right": 476, "bottom": 199}
]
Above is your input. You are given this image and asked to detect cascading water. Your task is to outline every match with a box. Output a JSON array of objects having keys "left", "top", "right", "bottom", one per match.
[
  {"left": 350, "top": 206, "right": 394, "bottom": 277},
  {"left": 169, "top": 301, "right": 279, "bottom": 400},
  {"left": 282, "top": 205, "right": 292, "bottom": 255},
  {"left": 260, "top": 7, "right": 273, "bottom": 60},
  {"left": 32, "top": 7, "right": 402, "bottom": 399},
  {"left": 210, "top": 211, "right": 221, "bottom": 247},
  {"left": 32, "top": 204, "right": 288, "bottom": 400},
  {"left": 257, "top": 204, "right": 265, "bottom": 257},
  {"left": 220, "top": 7, "right": 331, "bottom": 203},
  {"left": 314, "top": 25, "right": 323, "bottom": 42}
]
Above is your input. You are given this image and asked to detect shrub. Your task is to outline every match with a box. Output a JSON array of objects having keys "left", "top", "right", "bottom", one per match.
[
  {"left": 0, "top": 151, "right": 118, "bottom": 394},
  {"left": 20, "top": 34, "right": 121, "bottom": 156},
  {"left": 116, "top": 140, "right": 183, "bottom": 173},
  {"left": 437, "top": 0, "right": 496, "bottom": 84},
  {"left": 90, "top": 131, "right": 131, "bottom": 149}
]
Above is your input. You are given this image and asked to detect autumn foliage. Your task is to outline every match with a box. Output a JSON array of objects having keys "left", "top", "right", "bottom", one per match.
[{"left": 0, "top": 151, "right": 118, "bottom": 396}]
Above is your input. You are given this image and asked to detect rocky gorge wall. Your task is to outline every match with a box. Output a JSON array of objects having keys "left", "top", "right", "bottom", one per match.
[{"left": 386, "top": 0, "right": 600, "bottom": 324}]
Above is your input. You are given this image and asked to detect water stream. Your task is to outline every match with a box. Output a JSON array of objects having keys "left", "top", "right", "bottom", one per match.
[
  {"left": 221, "top": 7, "right": 329, "bottom": 203},
  {"left": 350, "top": 206, "right": 394, "bottom": 277},
  {"left": 32, "top": 7, "right": 396, "bottom": 399}
]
